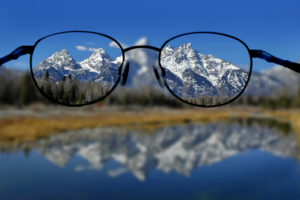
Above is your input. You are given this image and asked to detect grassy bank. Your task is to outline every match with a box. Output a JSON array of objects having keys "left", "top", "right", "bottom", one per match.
[{"left": 0, "top": 106, "right": 298, "bottom": 145}]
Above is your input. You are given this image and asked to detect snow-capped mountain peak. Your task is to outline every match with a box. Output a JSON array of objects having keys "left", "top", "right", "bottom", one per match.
[
  {"left": 33, "top": 48, "right": 120, "bottom": 83},
  {"left": 89, "top": 48, "right": 110, "bottom": 59},
  {"left": 43, "top": 49, "right": 76, "bottom": 69},
  {"left": 80, "top": 48, "right": 117, "bottom": 73},
  {"left": 50, "top": 48, "right": 72, "bottom": 59},
  {"left": 160, "top": 43, "right": 249, "bottom": 98},
  {"left": 33, "top": 49, "right": 80, "bottom": 80}
]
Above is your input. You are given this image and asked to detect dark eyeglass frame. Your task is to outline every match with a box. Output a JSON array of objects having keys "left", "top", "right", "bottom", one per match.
[{"left": 0, "top": 30, "right": 299, "bottom": 107}]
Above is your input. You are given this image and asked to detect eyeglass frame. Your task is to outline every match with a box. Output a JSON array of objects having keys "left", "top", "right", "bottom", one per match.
[{"left": 0, "top": 30, "right": 299, "bottom": 107}]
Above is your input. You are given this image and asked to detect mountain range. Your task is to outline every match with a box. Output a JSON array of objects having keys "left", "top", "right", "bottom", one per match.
[
  {"left": 33, "top": 48, "right": 121, "bottom": 85},
  {"left": 161, "top": 43, "right": 249, "bottom": 97},
  {"left": 32, "top": 38, "right": 300, "bottom": 98}
]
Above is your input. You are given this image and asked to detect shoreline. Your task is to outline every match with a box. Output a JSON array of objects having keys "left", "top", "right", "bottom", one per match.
[{"left": 0, "top": 105, "right": 298, "bottom": 146}]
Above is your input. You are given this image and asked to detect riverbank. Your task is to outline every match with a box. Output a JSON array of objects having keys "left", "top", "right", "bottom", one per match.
[{"left": 0, "top": 105, "right": 298, "bottom": 146}]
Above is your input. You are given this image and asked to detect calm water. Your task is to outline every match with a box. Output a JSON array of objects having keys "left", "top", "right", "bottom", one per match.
[{"left": 1, "top": 121, "right": 300, "bottom": 200}]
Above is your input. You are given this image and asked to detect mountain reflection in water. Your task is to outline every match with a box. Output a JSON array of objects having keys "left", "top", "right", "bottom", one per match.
[{"left": 11, "top": 121, "right": 299, "bottom": 181}]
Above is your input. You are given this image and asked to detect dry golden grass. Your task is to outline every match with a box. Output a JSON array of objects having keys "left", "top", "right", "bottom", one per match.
[
  {"left": 267, "top": 109, "right": 300, "bottom": 144},
  {"left": 0, "top": 107, "right": 243, "bottom": 143},
  {"left": 1, "top": 106, "right": 299, "bottom": 145}
]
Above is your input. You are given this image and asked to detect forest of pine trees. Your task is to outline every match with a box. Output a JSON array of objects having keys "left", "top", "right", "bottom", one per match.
[
  {"left": 184, "top": 96, "right": 231, "bottom": 106},
  {"left": 36, "top": 71, "right": 111, "bottom": 105}
]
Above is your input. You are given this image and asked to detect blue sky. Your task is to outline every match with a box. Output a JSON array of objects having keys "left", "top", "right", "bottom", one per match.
[{"left": 1, "top": 0, "right": 300, "bottom": 71}]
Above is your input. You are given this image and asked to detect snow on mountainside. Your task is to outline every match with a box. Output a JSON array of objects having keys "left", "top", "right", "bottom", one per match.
[
  {"left": 161, "top": 43, "right": 249, "bottom": 97},
  {"left": 33, "top": 48, "right": 121, "bottom": 84},
  {"left": 161, "top": 43, "right": 240, "bottom": 81}
]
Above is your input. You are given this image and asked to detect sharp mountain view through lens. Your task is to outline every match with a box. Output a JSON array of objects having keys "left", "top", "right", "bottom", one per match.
[
  {"left": 34, "top": 48, "right": 122, "bottom": 82},
  {"left": 161, "top": 43, "right": 249, "bottom": 104},
  {"left": 33, "top": 48, "right": 122, "bottom": 104},
  {"left": 32, "top": 42, "right": 250, "bottom": 105}
]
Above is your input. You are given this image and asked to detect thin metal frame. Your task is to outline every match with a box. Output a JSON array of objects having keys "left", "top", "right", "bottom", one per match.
[{"left": 0, "top": 30, "right": 299, "bottom": 107}]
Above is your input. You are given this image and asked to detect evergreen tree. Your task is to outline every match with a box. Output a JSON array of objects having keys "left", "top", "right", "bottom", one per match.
[{"left": 78, "top": 93, "right": 86, "bottom": 104}]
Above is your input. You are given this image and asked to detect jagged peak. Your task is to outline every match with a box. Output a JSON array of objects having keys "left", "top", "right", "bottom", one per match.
[
  {"left": 174, "top": 43, "right": 197, "bottom": 57},
  {"left": 206, "top": 54, "right": 216, "bottom": 59},
  {"left": 183, "top": 42, "right": 193, "bottom": 49},
  {"left": 163, "top": 45, "right": 175, "bottom": 51},
  {"left": 54, "top": 48, "right": 71, "bottom": 56},
  {"left": 59, "top": 48, "right": 69, "bottom": 54},
  {"left": 91, "top": 48, "right": 106, "bottom": 54},
  {"left": 88, "top": 48, "right": 111, "bottom": 60},
  {"left": 48, "top": 48, "right": 73, "bottom": 60},
  {"left": 176, "top": 43, "right": 193, "bottom": 51}
]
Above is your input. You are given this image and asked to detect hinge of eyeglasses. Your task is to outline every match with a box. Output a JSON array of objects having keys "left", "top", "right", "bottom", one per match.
[
  {"left": 250, "top": 49, "right": 280, "bottom": 63},
  {"left": 250, "top": 49, "right": 300, "bottom": 73},
  {"left": 0, "top": 45, "right": 34, "bottom": 66}
]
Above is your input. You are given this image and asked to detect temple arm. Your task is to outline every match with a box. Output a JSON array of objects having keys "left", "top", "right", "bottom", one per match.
[
  {"left": 0, "top": 46, "right": 34, "bottom": 66},
  {"left": 250, "top": 49, "right": 300, "bottom": 73}
]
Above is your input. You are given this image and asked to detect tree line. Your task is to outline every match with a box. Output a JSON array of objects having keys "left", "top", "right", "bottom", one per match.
[
  {"left": 1, "top": 69, "right": 300, "bottom": 109},
  {"left": 36, "top": 71, "right": 110, "bottom": 105}
]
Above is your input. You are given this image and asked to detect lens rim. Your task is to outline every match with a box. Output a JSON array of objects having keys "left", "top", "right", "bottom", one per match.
[
  {"left": 158, "top": 32, "right": 253, "bottom": 107},
  {"left": 30, "top": 31, "right": 125, "bottom": 106}
]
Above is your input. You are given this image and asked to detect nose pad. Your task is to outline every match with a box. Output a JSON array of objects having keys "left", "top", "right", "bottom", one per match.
[
  {"left": 153, "top": 66, "right": 164, "bottom": 88},
  {"left": 121, "top": 62, "right": 130, "bottom": 86}
]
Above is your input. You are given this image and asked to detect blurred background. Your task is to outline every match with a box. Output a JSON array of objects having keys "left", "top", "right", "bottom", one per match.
[{"left": 1, "top": 0, "right": 300, "bottom": 199}]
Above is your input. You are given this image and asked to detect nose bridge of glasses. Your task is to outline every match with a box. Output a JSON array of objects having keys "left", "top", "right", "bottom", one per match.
[
  {"left": 123, "top": 45, "right": 166, "bottom": 84},
  {"left": 123, "top": 45, "right": 160, "bottom": 53},
  {"left": 121, "top": 62, "right": 130, "bottom": 86},
  {"left": 153, "top": 66, "right": 164, "bottom": 88}
]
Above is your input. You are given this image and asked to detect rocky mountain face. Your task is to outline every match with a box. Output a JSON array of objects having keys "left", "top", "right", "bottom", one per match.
[
  {"left": 33, "top": 48, "right": 121, "bottom": 84},
  {"left": 160, "top": 43, "right": 249, "bottom": 97},
  {"left": 13, "top": 122, "right": 299, "bottom": 181}
]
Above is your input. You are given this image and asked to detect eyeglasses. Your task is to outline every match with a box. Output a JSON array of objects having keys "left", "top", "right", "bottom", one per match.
[{"left": 0, "top": 31, "right": 299, "bottom": 107}]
